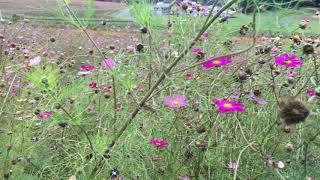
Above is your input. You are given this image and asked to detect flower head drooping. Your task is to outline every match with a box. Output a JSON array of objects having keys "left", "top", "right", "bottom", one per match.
[
  {"left": 274, "top": 53, "right": 302, "bottom": 68},
  {"left": 164, "top": 94, "right": 187, "bottom": 109},
  {"left": 213, "top": 99, "right": 245, "bottom": 113},
  {"left": 151, "top": 138, "right": 168, "bottom": 148},
  {"left": 101, "top": 58, "right": 116, "bottom": 70},
  {"left": 202, "top": 57, "right": 232, "bottom": 69},
  {"left": 81, "top": 65, "right": 95, "bottom": 71}
]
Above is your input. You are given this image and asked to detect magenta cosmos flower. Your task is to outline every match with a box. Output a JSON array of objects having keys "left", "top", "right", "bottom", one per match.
[
  {"left": 213, "top": 99, "right": 245, "bottom": 113},
  {"left": 81, "top": 65, "right": 95, "bottom": 71},
  {"left": 164, "top": 94, "right": 187, "bottom": 109},
  {"left": 307, "top": 89, "right": 315, "bottom": 97},
  {"left": 101, "top": 58, "right": 116, "bottom": 69},
  {"left": 151, "top": 138, "right": 168, "bottom": 148},
  {"left": 89, "top": 82, "right": 97, "bottom": 88},
  {"left": 274, "top": 53, "right": 302, "bottom": 68},
  {"left": 202, "top": 57, "right": 232, "bottom": 69}
]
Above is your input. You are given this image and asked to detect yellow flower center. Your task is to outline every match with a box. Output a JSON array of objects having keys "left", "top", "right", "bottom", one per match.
[
  {"left": 223, "top": 103, "right": 232, "bottom": 108},
  {"left": 285, "top": 60, "right": 292, "bottom": 64},
  {"left": 173, "top": 99, "right": 180, "bottom": 105},
  {"left": 293, "top": 35, "right": 300, "bottom": 40},
  {"left": 212, "top": 60, "right": 221, "bottom": 65}
]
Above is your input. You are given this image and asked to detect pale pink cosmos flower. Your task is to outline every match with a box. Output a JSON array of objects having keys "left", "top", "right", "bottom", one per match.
[
  {"left": 127, "top": 45, "right": 135, "bottom": 51},
  {"left": 164, "top": 94, "right": 188, "bottom": 109},
  {"left": 226, "top": 162, "right": 238, "bottom": 169},
  {"left": 28, "top": 56, "right": 42, "bottom": 66},
  {"left": 101, "top": 58, "right": 116, "bottom": 70}
]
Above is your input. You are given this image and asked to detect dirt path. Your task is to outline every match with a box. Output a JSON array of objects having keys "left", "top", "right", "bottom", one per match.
[{"left": 0, "top": 0, "right": 126, "bottom": 11}]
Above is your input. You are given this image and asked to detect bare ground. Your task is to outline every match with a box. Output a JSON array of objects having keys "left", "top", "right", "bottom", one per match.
[{"left": 0, "top": 0, "right": 126, "bottom": 11}]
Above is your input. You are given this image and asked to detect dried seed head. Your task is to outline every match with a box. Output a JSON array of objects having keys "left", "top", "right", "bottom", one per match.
[
  {"left": 136, "top": 44, "right": 144, "bottom": 52},
  {"left": 140, "top": 26, "right": 148, "bottom": 34},
  {"left": 196, "top": 124, "right": 206, "bottom": 134},
  {"left": 303, "top": 44, "right": 314, "bottom": 55},
  {"left": 279, "top": 98, "right": 309, "bottom": 125}
]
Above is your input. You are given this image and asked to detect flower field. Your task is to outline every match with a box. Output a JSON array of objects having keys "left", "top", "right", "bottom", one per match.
[{"left": 0, "top": 0, "right": 320, "bottom": 179}]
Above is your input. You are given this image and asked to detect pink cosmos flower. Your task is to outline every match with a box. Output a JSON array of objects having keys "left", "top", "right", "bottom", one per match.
[
  {"left": 287, "top": 71, "right": 297, "bottom": 78},
  {"left": 16, "top": 73, "right": 24, "bottom": 78},
  {"left": 226, "top": 162, "right": 239, "bottom": 169},
  {"left": 127, "top": 45, "right": 135, "bottom": 51},
  {"left": 10, "top": 89, "right": 17, "bottom": 95},
  {"left": 37, "top": 111, "right": 52, "bottom": 120},
  {"left": 164, "top": 94, "right": 188, "bottom": 109},
  {"left": 151, "top": 138, "right": 168, "bottom": 148},
  {"left": 185, "top": 73, "right": 193, "bottom": 79},
  {"left": 22, "top": 66, "right": 30, "bottom": 72},
  {"left": 201, "top": 32, "right": 208, "bottom": 39},
  {"left": 28, "top": 56, "right": 42, "bottom": 66},
  {"left": 244, "top": 92, "right": 268, "bottom": 105},
  {"left": 202, "top": 57, "right": 232, "bottom": 69},
  {"left": 101, "top": 58, "right": 116, "bottom": 69},
  {"left": 274, "top": 53, "right": 302, "bottom": 68},
  {"left": 307, "top": 89, "right": 315, "bottom": 97},
  {"left": 213, "top": 99, "right": 245, "bottom": 113},
  {"left": 191, "top": 48, "right": 202, "bottom": 54},
  {"left": 11, "top": 82, "right": 21, "bottom": 88},
  {"left": 271, "top": 48, "right": 278, "bottom": 54},
  {"left": 81, "top": 65, "right": 95, "bottom": 71},
  {"left": 89, "top": 82, "right": 97, "bottom": 88}
]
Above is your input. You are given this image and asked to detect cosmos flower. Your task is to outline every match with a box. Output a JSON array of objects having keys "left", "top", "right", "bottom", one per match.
[
  {"left": 191, "top": 48, "right": 202, "bottom": 54},
  {"left": 307, "top": 89, "right": 315, "bottom": 97},
  {"left": 164, "top": 94, "right": 188, "bottom": 109},
  {"left": 201, "top": 32, "right": 209, "bottom": 39},
  {"left": 22, "top": 66, "right": 30, "bottom": 72},
  {"left": 274, "top": 53, "right": 302, "bottom": 68},
  {"left": 89, "top": 82, "right": 97, "bottom": 88},
  {"left": 127, "top": 45, "right": 135, "bottom": 51},
  {"left": 28, "top": 56, "right": 42, "bottom": 66},
  {"left": 245, "top": 92, "right": 268, "bottom": 105},
  {"left": 287, "top": 71, "right": 297, "bottom": 78},
  {"left": 226, "top": 162, "right": 239, "bottom": 169},
  {"left": 202, "top": 57, "right": 232, "bottom": 69},
  {"left": 184, "top": 73, "right": 193, "bottom": 79},
  {"left": 81, "top": 65, "right": 95, "bottom": 71},
  {"left": 101, "top": 58, "right": 116, "bottom": 69},
  {"left": 213, "top": 99, "right": 245, "bottom": 113},
  {"left": 151, "top": 138, "right": 168, "bottom": 148},
  {"left": 37, "top": 111, "right": 52, "bottom": 120}
]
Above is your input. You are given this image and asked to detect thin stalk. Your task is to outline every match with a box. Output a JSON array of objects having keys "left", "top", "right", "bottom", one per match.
[{"left": 90, "top": 0, "right": 239, "bottom": 177}]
